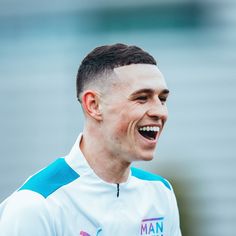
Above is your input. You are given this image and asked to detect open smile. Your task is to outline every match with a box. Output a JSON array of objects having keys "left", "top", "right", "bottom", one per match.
[{"left": 138, "top": 126, "right": 160, "bottom": 141}]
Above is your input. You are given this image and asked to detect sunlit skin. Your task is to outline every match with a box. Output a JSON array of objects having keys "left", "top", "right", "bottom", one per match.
[{"left": 80, "top": 64, "right": 169, "bottom": 184}]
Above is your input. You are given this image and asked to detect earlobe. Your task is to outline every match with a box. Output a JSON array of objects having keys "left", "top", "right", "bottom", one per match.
[{"left": 81, "top": 90, "right": 103, "bottom": 121}]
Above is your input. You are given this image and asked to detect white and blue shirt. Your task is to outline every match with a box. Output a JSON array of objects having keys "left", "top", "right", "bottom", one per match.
[{"left": 0, "top": 134, "right": 181, "bottom": 236}]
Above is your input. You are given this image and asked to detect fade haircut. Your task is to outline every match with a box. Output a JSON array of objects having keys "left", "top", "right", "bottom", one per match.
[{"left": 76, "top": 43, "right": 157, "bottom": 102}]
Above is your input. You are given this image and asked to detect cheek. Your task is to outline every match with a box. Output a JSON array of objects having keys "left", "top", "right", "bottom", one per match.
[
  {"left": 105, "top": 102, "right": 145, "bottom": 135},
  {"left": 114, "top": 113, "right": 129, "bottom": 135},
  {"left": 163, "top": 107, "right": 168, "bottom": 122},
  {"left": 115, "top": 113, "right": 142, "bottom": 139},
  {"left": 103, "top": 109, "right": 127, "bottom": 137}
]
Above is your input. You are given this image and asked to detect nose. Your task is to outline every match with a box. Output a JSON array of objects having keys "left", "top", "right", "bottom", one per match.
[{"left": 146, "top": 99, "right": 168, "bottom": 122}]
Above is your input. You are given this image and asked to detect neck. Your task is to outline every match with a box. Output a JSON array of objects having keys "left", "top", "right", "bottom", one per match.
[{"left": 80, "top": 129, "right": 131, "bottom": 184}]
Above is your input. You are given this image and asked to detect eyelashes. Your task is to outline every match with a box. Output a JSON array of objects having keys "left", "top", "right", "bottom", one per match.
[
  {"left": 136, "top": 96, "right": 148, "bottom": 101},
  {"left": 135, "top": 95, "right": 168, "bottom": 104}
]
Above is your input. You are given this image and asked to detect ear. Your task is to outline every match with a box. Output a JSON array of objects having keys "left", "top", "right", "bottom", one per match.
[{"left": 81, "top": 90, "right": 103, "bottom": 121}]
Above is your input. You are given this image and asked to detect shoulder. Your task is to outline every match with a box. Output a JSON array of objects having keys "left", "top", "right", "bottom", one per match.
[
  {"left": 19, "top": 157, "right": 80, "bottom": 198},
  {"left": 1, "top": 190, "right": 48, "bottom": 214},
  {"left": 131, "top": 166, "right": 172, "bottom": 191},
  {"left": 0, "top": 189, "right": 53, "bottom": 219},
  {"left": 0, "top": 190, "right": 54, "bottom": 235}
]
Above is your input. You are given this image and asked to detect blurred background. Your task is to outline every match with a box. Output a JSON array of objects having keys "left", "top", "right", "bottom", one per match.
[{"left": 0, "top": 0, "right": 236, "bottom": 235}]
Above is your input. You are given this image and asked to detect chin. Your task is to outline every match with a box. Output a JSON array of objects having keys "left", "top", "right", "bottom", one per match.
[
  {"left": 136, "top": 152, "right": 155, "bottom": 162},
  {"left": 142, "top": 156, "right": 154, "bottom": 162}
]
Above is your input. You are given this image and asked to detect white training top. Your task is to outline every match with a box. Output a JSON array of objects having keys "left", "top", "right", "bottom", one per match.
[{"left": 0, "top": 134, "right": 181, "bottom": 236}]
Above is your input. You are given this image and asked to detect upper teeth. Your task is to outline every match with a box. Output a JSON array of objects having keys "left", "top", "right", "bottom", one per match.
[{"left": 139, "top": 126, "right": 160, "bottom": 132}]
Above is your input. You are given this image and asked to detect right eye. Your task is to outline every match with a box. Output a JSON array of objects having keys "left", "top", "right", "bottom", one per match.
[{"left": 136, "top": 96, "right": 148, "bottom": 101}]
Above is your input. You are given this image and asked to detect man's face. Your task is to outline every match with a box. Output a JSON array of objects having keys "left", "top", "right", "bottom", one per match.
[{"left": 99, "top": 64, "right": 169, "bottom": 163}]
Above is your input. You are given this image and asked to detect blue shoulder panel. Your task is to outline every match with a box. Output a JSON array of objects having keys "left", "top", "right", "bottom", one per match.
[
  {"left": 19, "top": 158, "right": 80, "bottom": 198},
  {"left": 131, "top": 167, "right": 171, "bottom": 190}
]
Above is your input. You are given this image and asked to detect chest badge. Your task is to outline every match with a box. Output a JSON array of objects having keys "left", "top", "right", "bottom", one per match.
[{"left": 140, "top": 217, "right": 164, "bottom": 236}]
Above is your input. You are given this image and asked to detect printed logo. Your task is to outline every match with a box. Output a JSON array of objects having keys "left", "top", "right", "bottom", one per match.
[
  {"left": 80, "top": 228, "right": 102, "bottom": 236},
  {"left": 80, "top": 231, "right": 91, "bottom": 236},
  {"left": 140, "top": 217, "right": 164, "bottom": 236}
]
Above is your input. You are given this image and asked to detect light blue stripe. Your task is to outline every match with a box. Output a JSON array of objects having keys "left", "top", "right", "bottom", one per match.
[
  {"left": 19, "top": 158, "right": 80, "bottom": 198},
  {"left": 131, "top": 167, "right": 171, "bottom": 190}
]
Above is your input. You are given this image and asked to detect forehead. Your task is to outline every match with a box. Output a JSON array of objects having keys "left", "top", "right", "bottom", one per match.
[{"left": 113, "top": 64, "right": 167, "bottom": 93}]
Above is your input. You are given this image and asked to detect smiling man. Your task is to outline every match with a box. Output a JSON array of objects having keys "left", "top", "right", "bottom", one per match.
[{"left": 0, "top": 44, "right": 181, "bottom": 236}]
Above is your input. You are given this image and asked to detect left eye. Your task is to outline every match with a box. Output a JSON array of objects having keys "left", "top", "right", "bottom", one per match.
[{"left": 160, "top": 97, "right": 167, "bottom": 104}]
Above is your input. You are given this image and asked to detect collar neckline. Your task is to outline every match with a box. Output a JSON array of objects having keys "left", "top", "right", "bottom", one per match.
[{"left": 65, "top": 133, "right": 132, "bottom": 186}]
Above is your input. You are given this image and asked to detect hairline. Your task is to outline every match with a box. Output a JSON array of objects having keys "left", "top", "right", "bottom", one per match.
[{"left": 78, "top": 63, "right": 160, "bottom": 103}]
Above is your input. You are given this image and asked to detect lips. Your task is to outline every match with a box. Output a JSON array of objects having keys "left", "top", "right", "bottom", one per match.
[{"left": 138, "top": 126, "right": 160, "bottom": 141}]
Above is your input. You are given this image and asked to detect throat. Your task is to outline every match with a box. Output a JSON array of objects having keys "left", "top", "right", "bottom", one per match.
[
  {"left": 86, "top": 153, "right": 131, "bottom": 183},
  {"left": 81, "top": 133, "right": 131, "bottom": 183}
]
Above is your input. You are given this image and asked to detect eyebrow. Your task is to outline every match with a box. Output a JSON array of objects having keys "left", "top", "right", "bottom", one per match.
[{"left": 129, "top": 88, "right": 170, "bottom": 98}]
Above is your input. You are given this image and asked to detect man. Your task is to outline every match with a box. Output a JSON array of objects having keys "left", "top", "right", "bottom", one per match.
[{"left": 0, "top": 43, "right": 181, "bottom": 235}]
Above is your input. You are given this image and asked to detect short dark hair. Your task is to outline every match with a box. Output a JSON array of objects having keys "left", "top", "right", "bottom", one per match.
[{"left": 76, "top": 43, "right": 157, "bottom": 101}]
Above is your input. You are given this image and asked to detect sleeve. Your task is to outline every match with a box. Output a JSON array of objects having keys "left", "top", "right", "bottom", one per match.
[
  {"left": 169, "top": 187, "right": 182, "bottom": 236},
  {"left": 0, "top": 190, "right": 55, "bottom": 236}
]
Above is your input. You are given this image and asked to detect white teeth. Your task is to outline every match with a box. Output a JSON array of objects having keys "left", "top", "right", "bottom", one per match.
[{"left": 138, "top": 126, "right": 160, "bottom": 132}]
